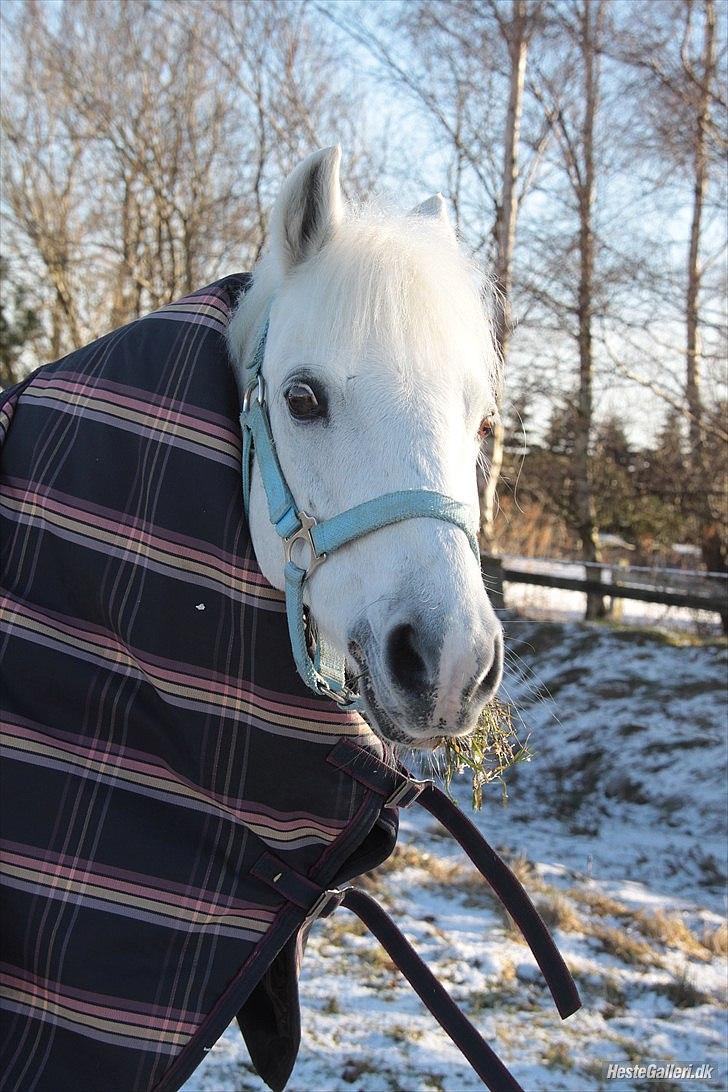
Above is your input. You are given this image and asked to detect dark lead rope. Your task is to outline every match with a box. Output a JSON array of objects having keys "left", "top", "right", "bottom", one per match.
[{"left": 341, "top": 887, "right": 525, "bottom": 1092}]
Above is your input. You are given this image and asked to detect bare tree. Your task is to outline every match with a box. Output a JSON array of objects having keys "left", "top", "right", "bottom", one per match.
[
  {"left": 1, "top": 3, "right": 88, "bottom": 357},
  {"left": 681, "top": 0, "right": 724, "bottom": 575},
  {"left": 611, "top": 0, "right": 727, "bottom": 582},
  {"left": 0, "top": 0, "right": 379, "bottom": 363},
  {"left": 519, "top": 0, "right": 608, "bottom": 617},
  {"left": 481, "top": 0, "right": 547, "bottom": 549},
  {"left": 571, "top": 0, "right": 606, "bottom": 618},
  {"left": 321, "top": 0, "right": 554, "bottom": 550}
]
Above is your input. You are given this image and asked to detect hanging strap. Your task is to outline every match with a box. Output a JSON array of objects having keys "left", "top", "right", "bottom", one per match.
[
  {"left": 254, "top": 851, "right": 525, "bottom": 1092},
  {"left": 418, "top": 783, "right": 581, "bottom": 1020},
  {"left": 253, "top": 743, "right": 581, "bottom": 1090},
  {"left": 327, "top": 739, "right": 581, "bottom": 1020},
  {"left": 341, "top": 887, "right": 524, "bottom": 1092}
]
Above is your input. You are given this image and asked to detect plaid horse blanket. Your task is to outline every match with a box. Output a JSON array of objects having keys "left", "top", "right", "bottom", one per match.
[
  {"left": 0, "top": 276, "right": 579, "bottom": 1092},
  {"left": 0, "top": 276, "right": 399, "bottom": 1092}
]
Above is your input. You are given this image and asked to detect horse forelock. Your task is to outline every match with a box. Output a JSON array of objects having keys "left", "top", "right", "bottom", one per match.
[{"left": 228, "top": 202, "right": 501, "bottom": 401}]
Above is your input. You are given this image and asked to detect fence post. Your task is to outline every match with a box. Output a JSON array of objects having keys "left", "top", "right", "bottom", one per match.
[
  {"left": 481, "top": 554, "right": 505, "bottom": 611},
  {"left": 607, "top": 559, "right": 628, "bottom": 621}
]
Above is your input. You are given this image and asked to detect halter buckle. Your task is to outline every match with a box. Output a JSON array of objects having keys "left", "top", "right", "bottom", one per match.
[
  {"left": 284, "top": 511, "right": 327, "bottom": 577},
  {"left": 242, "top": 374, "right": 266, "bottom": 413}
]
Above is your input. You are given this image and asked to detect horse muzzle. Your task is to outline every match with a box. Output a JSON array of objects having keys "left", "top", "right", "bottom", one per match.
[{"left": 349, "top": 613, "right": 504, "bottom": 746}]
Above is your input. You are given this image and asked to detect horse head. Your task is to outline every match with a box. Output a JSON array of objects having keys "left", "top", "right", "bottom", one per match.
[{"left": 228, "top": 146, "right": 503, "bottom": 748}]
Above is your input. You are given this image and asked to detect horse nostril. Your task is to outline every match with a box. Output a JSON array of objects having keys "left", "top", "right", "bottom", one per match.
[
  {"left": 479, "top": 628, "right": 504, "bottom": 702},
  {"left": 386, "top": 622, "right": 428, "bottom": 694}
]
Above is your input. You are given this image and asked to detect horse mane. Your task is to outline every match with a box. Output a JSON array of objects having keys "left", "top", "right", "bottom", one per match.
[{"left": 228, "top": 201, "right": 501, "bottom": 397}]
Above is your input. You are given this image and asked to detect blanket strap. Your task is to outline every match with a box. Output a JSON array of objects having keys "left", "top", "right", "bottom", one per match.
[
  {"left": 417, "top": 782, "right": 581, "bottom": 1020},
  {"left": 326, "top": 738, "right": 581, "bottom": 1020},
  {"left": 253, "top": 855, "right": 524, "bottom": 1092},
  {"left": 340, "top": 887, "right": 524, "bottom": 1092},
  {"left": 252, "top": 740, "right": 581, "bottom": 1090}
]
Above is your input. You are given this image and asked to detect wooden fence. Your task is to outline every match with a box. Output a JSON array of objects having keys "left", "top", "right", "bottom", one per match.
[{"left": 481, "top": 555, "right": 728, "bottom": 618}]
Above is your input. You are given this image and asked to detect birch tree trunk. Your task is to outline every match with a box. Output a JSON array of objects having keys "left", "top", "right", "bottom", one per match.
[
  {"left": 480, "top": 0, "right": 529, "bottom": 551},
  {"left": 685, "top": 0, "right": 724, "bottom": 583},
  {"left": 572, "top": 0, "right": 605, "bottom": 619}
]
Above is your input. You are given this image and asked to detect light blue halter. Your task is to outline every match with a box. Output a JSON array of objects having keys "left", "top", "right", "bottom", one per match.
[{"left": 239, "top": 310, "right": 480, "bottom": 708}]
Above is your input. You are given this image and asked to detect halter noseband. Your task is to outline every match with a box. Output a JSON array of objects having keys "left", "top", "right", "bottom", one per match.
[{"left": 239, "top": 310, "right": 480, "bottom": 707}]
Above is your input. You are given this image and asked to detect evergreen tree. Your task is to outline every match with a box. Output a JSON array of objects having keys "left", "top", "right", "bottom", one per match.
[{"left": 0, "top": 260, "right": 40, "bottom": 389}]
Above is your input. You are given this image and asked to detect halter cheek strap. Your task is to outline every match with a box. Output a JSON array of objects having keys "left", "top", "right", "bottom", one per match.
[{"left": 239, "top": 310, "right": 480, "bottom": 706}]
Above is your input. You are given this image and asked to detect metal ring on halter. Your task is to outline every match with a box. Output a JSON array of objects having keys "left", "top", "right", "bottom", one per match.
[
  {"left": 242, "top": 374, "right": 266, "bottom": 413},
  {"left": 284, "top": 511, "right": 327, "bottom": 577},
  {"left": 315, "top": 676, "right": 359, "bottom": 707}
]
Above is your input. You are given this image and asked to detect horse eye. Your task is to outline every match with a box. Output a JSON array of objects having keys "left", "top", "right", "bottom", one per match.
[
  {"left": 478, "top": 416, "right": 494, "bottom": 441},
  {"left": 285, "top": 381, "right": 324, "bottom": 421}
]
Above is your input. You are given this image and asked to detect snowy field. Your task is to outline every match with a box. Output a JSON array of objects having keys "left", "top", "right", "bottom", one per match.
[{"left": 184, "top": 618, "right": 727, "bottom": 1092}]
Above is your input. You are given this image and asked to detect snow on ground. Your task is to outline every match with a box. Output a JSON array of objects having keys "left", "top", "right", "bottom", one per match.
[{"left": 185, "top": 619, "right": 727, "bottom": 1092}]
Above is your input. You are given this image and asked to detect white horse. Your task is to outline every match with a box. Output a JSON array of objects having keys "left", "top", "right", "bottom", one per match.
[{"left": 228, "top": 146, "right": 503, "bottom": 748}]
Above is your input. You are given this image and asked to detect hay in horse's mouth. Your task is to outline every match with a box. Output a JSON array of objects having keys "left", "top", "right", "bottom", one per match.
[{"left": 440, "top": 699, "right": 532, "bottom": 810}]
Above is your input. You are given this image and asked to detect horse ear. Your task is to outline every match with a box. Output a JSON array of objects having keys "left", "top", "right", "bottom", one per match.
[
  {"left": 410, "top": 193, "right": 457, "bottom": 244},
  {"left": 268, "top": 146, "right": 344, "bottom": 271}
]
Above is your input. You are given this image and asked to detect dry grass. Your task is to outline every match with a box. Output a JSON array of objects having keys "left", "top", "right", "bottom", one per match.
[
  {"left": 634, "top": 909, "right": 715, "bottom": 961},
  {"left": 587, "top": 922, "right": 664, "bottom": 967},
  {"left": 606, "top": 1033, "right": 643, "bottom": 1065},
  {"left": 496, "top": 849, "right": 543, "bottom": 890},
  {"left": 321, "top": 916, "right": 368, "bottom": 945},
  {"left": 564, "top": 887, "right": 726, "bottom": 969},
  {"left": 386, "top": 1023, "right": 425, "bottom": 1044},
  {"left": 568, "top": 886, "right": 630, "bottom": 919},
  {"left": 356, "top": 869, "right": 388, "bottom": 895},
  {"left": 499, "top": 958, "right": 517, "bottom": 984},
  {"left": 661, "top": 967, "right": 715, "bottom": 1008},
  {"left": 371, "top": 841, "right": 463, "bottom": 881},
  {"left": 364, "top": 840, "right": 548, "bottom": 934},
  {"left": 467, "top": 960, "right": 525, "bottom": 1014},
  {"left": 358, "top": 945, "right": 397, "bottom": 973},
  {"left": 702, "top": 921, "right": 728, "bottom": 956},
  {"left": 543, "top": 1040, "right": 572, "bottom": 1071},
  {"left": 603, "top": 973, "right": 629, "bottom": 1018},
  {"left": 534, "top": 891, "right": 585, "bottom": 934},
  {"left": 341, "top": 1059, "right": 379, "bottom": 1084},
  {"left": 442, "top": 699, "right": 532, "bottom": 809}
]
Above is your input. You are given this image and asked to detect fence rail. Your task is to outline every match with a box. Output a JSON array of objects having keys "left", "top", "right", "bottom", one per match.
[{"left": 481, "top": 556, "right": 727, "bottom": 617}]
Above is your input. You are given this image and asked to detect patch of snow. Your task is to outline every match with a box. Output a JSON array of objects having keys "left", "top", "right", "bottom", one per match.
[
  {"left": 672, "top": 544, "right": 703, "bottom": 557},
  {"left": 597, "top": 534, "right": 635, "bottom": 550},
  {"left": 505, "top": 578, "right": 723, "bottom": 634},
  {"left": 184, "top": 620, "right": 727, "bottom": 1092}
]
